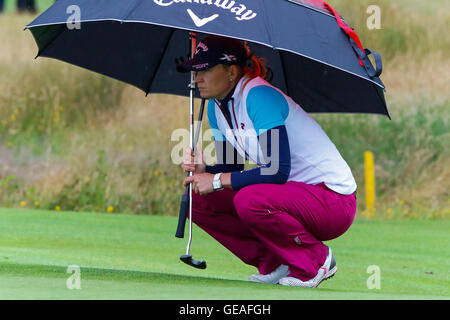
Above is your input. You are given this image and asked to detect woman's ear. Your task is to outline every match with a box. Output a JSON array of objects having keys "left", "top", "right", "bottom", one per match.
[{"left": 229, "top": 65, "right": 242, "bottom": 80}]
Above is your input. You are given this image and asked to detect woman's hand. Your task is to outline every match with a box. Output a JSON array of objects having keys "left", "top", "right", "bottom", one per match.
[
  {"left": 184, "top": 173, "right": 215, "bottom": 195},
  {"left": 181, "top": 143, "right": 206, "bottom": 174}
]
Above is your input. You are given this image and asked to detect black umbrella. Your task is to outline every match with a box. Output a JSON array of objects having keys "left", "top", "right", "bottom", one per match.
[
  {"left": 26, "top": 0, "right": 389, "bottom": 116},
  {"left": 26, "top": 0, "right": 390, "bottom": 269}
]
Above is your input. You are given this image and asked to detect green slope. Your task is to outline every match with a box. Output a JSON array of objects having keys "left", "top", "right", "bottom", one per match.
[{"left": 0, "top": 208, "right": 448, "bottom": 299}]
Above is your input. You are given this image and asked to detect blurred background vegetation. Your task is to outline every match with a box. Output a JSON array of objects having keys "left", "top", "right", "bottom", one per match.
[{"left": 0, "top": 0, "right": 449, "bottom": 218}]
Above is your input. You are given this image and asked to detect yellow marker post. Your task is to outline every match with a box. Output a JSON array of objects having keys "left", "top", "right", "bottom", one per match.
[{"left": 364, "top": 151, "right": 376, "bottom": 217}]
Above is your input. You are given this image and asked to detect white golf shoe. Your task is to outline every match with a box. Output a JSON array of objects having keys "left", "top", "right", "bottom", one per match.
[
  {"left": 278, "top": 248, "right": 337, "bottom": 288},
  {"left": 249, "top": 264, "right": 290, "bottom": 284}
]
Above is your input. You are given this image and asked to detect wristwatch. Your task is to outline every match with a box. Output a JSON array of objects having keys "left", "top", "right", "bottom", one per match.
[{"left": 212, "top": 173, "right": 224, "bottom": 191}]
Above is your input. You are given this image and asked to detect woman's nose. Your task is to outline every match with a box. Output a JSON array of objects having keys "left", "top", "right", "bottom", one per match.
[{"left": 194, "top": 72, "right": 202, "bottom": 83}]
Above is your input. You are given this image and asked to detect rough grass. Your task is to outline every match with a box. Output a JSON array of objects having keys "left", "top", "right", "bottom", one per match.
[{"left": 0, "top": 2, "right": 449, "bottom": 218}]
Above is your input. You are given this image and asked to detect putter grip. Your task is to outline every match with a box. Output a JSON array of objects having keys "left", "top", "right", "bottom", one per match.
[{"left": 175, "top": 185, "right": 190, "bottom": 238}]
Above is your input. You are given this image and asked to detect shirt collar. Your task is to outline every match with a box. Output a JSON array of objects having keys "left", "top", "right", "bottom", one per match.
[{"left": 219, "top": 83, "right": 238, "bottom": 107}]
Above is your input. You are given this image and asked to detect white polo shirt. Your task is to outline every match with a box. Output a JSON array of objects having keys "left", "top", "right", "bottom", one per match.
[{"left": 208, "top": 76, "right": 357, "bottom": 195}]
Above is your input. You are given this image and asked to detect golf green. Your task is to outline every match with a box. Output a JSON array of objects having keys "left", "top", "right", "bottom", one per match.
[{"left": 0, "top": 208, "right": 448, "bottom": 299}]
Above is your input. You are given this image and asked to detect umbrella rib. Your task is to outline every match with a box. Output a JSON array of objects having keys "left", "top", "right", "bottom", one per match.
[
  {"left": 144, "top": 29, "right": 176, "bottom": 96},
  {"left": 278, "top": 51, "right": 290, "bottom": 97}
]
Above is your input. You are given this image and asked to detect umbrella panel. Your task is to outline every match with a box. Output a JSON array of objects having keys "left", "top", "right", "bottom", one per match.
[{"left": 30, "top": 21, "right": 388, "bottom": 116}]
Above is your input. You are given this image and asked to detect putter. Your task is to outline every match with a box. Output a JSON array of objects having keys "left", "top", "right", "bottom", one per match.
[
  {"left": 175, "top": 98, "right": 206, "bottom": 239},
  {"left": 177, "top": 32, "right": 207, "bottom": 269}
]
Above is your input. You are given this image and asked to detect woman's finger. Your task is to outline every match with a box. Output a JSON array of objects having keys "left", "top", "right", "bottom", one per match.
[
  {"left": 184, "top": 176, "right": 194, "bottom": 186},
  {"left": 195, "top": 143, "right": 202, "bottom": 154},
  {"left": 184, "top": 146, "right": 194, "bottom": 160},
  {"left": 182, "top": 158, "right": 192, "bottom": 166},
  {"left": 182, "top": 155, "right": 195, "bottom": 166}
]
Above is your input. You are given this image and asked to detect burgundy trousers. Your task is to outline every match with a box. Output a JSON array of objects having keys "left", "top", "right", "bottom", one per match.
[{"left": 191, "top": 181, "right": 356, "bottom": 280}]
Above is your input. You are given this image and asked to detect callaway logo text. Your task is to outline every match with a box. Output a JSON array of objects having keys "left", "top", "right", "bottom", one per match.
[{"left": 154, "top": 0, "right": 258, "bottom": 21}]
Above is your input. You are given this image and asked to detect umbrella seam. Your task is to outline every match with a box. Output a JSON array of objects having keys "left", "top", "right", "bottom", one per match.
[
  {"left": 34, "top": 25, "right": 67, "bottom": 58},
  {"left": 121, "top": 0, "right": 146, "bottom": 22},
  {"left": 260, "top": 0, "right": 274, "bottom": 46},
  {"left": 144, "top": 28, "right": 176, "bottom": 96},
  {"left": 278, "top": 51, "right": 290, "bottom": 97},
  {"left": 372, "top": 83, "right": 391, "bottom": 120}
]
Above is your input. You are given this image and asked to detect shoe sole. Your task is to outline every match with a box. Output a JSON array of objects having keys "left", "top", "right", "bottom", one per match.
[
  {"left": 248, "top": 265, "right": 290, "bottom": 284},
  {"left": 248, "top": 275, "right": 271, "bottom": 284},
  {"left": 249, "top": 272, "right": 290, "bottom": 284},
  {"left": 248, "top": 276, "right": 279, "bottom": 284},
  {"left": 278, "top": 250, "right": 338, "bottom": 288},
  {"left": 317, "top": 265, "right": 338, "bottom": 287}
]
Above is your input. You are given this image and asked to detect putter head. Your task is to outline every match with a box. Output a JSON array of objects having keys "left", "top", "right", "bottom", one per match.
[{"left": 180, "top": 254, "right": 207, "bottom": 269}]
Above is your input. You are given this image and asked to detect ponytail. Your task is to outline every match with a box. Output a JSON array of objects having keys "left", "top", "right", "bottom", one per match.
[
  {"left": 240, "top": 43, "right": 272, "bottom": 89},
  {"left": 243, "top": 55, "right": 268, "bottom": 80}
]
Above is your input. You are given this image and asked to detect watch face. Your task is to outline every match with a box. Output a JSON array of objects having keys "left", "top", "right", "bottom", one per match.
[{"left": 213, "top": 173, "right": 222, "bottom": 190}]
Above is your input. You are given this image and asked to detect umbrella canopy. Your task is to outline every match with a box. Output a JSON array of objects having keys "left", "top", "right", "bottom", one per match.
[{"left": 26, "top": 0, "right": 389, "bottom": 117}]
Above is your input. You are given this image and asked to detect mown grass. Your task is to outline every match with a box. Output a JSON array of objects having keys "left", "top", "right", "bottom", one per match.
[
  {"left": 0, "top": 1, "right": 449, "bottom": 218},
  {"left": 0, "top": 208, "right": 448, "bottom": 299}
]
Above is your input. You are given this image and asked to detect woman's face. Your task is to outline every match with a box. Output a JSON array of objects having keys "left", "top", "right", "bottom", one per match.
[{"left": 194, "top": 64, "right": 236, "bottom": 100}]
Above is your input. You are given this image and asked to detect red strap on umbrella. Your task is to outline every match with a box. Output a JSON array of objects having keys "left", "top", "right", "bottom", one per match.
[
  {"left": 293, "top": 0, "right": 366, "bottom": 66},
  {"left": 321, "top": 1, "right": 365, "bottom": 67}
]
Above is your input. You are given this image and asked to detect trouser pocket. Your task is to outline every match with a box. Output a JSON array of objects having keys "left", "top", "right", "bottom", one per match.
[{"left": 264, "top": 209, "right": 321, "bottom": 247}]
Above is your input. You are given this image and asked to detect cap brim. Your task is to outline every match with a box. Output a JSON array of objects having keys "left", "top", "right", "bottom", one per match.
[{"left": 176, "top": 56, "right": 216, "bottom": 73}]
